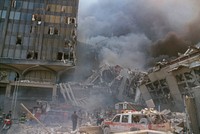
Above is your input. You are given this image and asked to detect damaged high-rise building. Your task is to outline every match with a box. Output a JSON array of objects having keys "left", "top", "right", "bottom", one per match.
[{"left": 0, "top": 0, "right": 79, "bottom": 112}]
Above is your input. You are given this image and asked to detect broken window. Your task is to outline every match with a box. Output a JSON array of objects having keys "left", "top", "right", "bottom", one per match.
[
  {"left": 65, "top": 17, "right": 69, "bottom": 24},
  {"left": 33, "top": 52, "right": 38, "bottom": 59},
  {"left": 64, "top": 53, "right": 69, "bottom": 60},
  {"left": 32, "top": 14, "right": 42, "bottom": 24},
  {"left": 71, "top": 30, "right": 77, "bottom": 41},
  {"left": 48, "top": 26, "right": 59, "bottom": 35},
  {"left": 71, "top": 18, "right": 76, "bottom": 24},
  {"left": 26, "top": 51, "right": 38, "bottom": 59},
  {"left": 64, "top": 40, "right": 70, "bottom": 48},
  {"left": 54, "top": 27, "right": 59, "bottom": 35},
  {"left": 66, "top": 17, "right": 76, "bottom": 24},
  {"left": 57, "top": 52, "right": 63, "bottom": 60},
  {"left": 48, "top": 26, "right": 54, "bottom": 35},
  {"left": 71, "top": 30, "right": 76, "bottom": 36},
  {"left": 16, "top": 35, "right": 22, "bottom": 45},
  {"left": 46, "top": 5, "right": 50, "bottom": 11},
  {"left": 69, "top": 51, "right": 74, "bottom": 61},
  {"left": 61, "top": 6, "right": 66, "bottom": 12},
  {"left": 11, "top": 0, "right": 16, "bottom": 8}
]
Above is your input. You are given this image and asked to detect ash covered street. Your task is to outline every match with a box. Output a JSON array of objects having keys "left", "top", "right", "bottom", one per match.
[{"left": 1, "top": 0, "right": 200, "bottom": 134}]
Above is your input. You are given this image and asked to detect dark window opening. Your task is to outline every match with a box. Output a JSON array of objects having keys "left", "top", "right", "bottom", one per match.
[
  {"left": 69, "top": 52, "right": 73, "bottom": 61},
  {"left": 46, "top": 5, "right": 50, "bottom": 11},
  {"left": 32, "top": 14, "right": 42, "bottom": 24},
  {"left": 14, "top": 73, "right": 19, "bottom": 81},
  {"left": 33, "top": 52, "right": 38, "bottom": 59},
  {"left": 54, "top": 27, "right": 58, "bottom": 35},
  {"left": 64, "top": 40, "right": 69, "bottom": 48},
  {"left": 64, "top": 53, "right": 68, "bottom": 59},
  {"left": 48, "top": 27, "right": 59, "bottom": 35},
  {"left": 57, "top": 52, "right": 63, "bottom": 60},
  {"left": 26, "top": 51, "right": 38, "bottom": 59},
  {"left": 16, "top": 36, "right": 22, "bottom": 45},
  {"left": 71, "top": 18, "right": 75, "bottom": 24}
]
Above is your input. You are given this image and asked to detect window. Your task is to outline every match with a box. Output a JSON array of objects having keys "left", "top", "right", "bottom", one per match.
[
  {"left": 26, "top": 51, "right": 38, "bottom": 59},
  {"left": 132, "top": 115, "right": 140, "bottom": 123},
  {"left": 14, "top": 12, "right": 21, "bottom": 20},
  {"left": 71, "top": 18, "right": 76, "bottom": 24},
  {"left": 61, "top": 6, "right": 66, "bottom": 12},
  {"left": 4, "top": 1, "right": 9, "bottom": 8},
  {"left": 46, "top": 5, "right": 50, "bottom": 11},
  {"left": 63, "top": 53, "right": 68, "bottom": 60},
  {"left": 71, "top": 30, "right": 76, "bottom": 36},
  {"left": 32, "top": 14, "right": 42, "bottom": 24},
  {"left": 16, "top": 35, "right": 22, "bottom": 45},
  {"left": 122, "top": 115, "right": 129, "bottom": 123},
  {"left": 48, "top": 26, "right": 54, "bottom": 35},
  {"left": 28, "top": 2, "right": 34, "bottom": 9},
  {"left": 9, "top": 11, "right": 15, "bottom": 19},
  {"left": 64, "top": 40, "right": 70, "bottom": 48},
  {"left": 57, "top": 52, "right": 63, "bottom": 60},
  {"left": 11, "top": 0, "right": 16, "bottom": 8},
  {"left": 54, "top": 27, "right": 58, "bottom": 35},
  {"left": 2, "top": 11, "right": 7, "bottom": 19},
  {"left": 48, "top": 26, "right": 59, "bottom": 35},
  {"left": 22, "top": 1, "right": 28, "bottom": 9},
  {"left": 112, "top": 115, "right": 120, "bottom": 122},
  {"left": 66, "top": 17, "right": 76, "bottom": 24}
]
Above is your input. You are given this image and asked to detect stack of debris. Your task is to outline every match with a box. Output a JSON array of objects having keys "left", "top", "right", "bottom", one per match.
[
  {"left": 161, "top": 109, "right": 187, "bottom": 133},
  {"left": 59, "top": 64, "right": 147, "bottom": 109},
  {"left": 7, "top": 123, "right": 71, "bottom": 134}
]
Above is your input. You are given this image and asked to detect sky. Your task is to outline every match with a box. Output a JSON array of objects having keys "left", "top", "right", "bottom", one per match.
[{"left": 77, "top": 0, "right": 200, "bottom": 70}]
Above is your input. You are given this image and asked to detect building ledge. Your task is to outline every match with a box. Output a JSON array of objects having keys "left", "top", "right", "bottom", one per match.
[{"left": 0, "top": 58, "right": 75, "bottom": 73}]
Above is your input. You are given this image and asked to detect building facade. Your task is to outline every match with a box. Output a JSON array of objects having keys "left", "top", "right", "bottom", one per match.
[{"left": 0, "top": 0, "right": 79, "bottom": 111}]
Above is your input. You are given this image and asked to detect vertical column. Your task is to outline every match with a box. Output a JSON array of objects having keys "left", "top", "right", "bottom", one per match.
[
  {"left": 5, "top": 84, "right": 11, "bottom": 97},
  {"left": 139, "top": 85, "right": 155, "bottom": 108},
  {"left": 166, "top": 74, "right": 184, "bottom": 111},
  {"left": 52, "top": 84, "right": 57, "bottom": 101},
  {"left": 185, "top": 96, "right": 200, "bottom": 134},
  {"left": 38, "top": 1, "right": 46, "bottom": 60}
]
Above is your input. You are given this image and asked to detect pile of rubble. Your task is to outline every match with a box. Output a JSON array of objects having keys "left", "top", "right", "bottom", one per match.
[
  {"left": 6, "top": 123, "right": 72, "bottom": 134},
  {"left": 59, "top": 64, "right": 147, "bottom": 109},
  {"left": 161, "top": 109, "right": 187, "bottom": 133}
]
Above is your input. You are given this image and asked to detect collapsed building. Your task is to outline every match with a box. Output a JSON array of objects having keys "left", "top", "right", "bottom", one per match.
[
  {"left": 58, "top": 64, "right": 147, "bottom": 110},
  {"left": 139, "top": 45, "right": 200, "bottom": 132},
  {"left": 0, "top": 0, "right": 79, "bottom": 115}
]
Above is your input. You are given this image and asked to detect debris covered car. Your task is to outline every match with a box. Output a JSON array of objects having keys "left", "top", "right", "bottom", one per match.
[{"left": 101, "top": 110, "right": 172, "bottom": 134}]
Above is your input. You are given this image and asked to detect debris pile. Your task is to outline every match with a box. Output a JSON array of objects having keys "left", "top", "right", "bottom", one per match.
[
  {"left": 6, "top": 123, "right": 71, "bottom": 134},
  {"left": 59, "top": 64, "right": 147, "bottom": 109}
]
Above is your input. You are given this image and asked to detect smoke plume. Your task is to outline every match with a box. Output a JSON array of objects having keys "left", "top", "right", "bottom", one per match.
[{"left": 78, "top": 0, "right": 200, "bottom": 69}]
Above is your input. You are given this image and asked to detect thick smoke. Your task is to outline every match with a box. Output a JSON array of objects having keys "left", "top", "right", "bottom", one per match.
[{"left": 78, "top": 0, "right": 200, "bottom": 69}]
